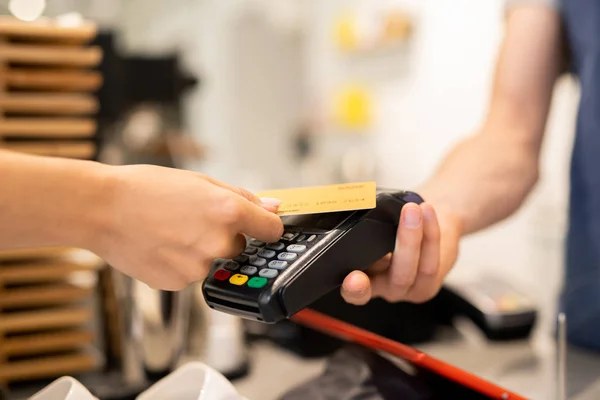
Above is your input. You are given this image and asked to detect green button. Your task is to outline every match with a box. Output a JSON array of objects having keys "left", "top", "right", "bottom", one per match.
[{"left": 248, "top": 277, "right": 267, "bottom": 288}]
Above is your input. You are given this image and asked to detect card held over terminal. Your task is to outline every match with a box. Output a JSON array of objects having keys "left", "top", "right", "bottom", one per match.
[{"left": 256, "top": 181, "right": 376, "bottom": 216}]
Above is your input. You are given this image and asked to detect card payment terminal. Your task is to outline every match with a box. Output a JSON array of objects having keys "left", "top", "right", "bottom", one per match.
[{"left": 201, "top": 188, "right": 423, "bottom": 323}]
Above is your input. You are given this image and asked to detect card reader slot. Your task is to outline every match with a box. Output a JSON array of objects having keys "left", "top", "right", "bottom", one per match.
[
  {"left": 209, "top": 305, "right": 263, "bottom": 321},
  {"left": 204, "top": 285, "right": 258, "bottom": 307},
  {"left": 204, "top": 293, "right": 261, "bottom": 317}
]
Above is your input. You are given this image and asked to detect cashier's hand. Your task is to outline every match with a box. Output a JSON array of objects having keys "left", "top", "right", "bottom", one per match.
[
  {"left": 95, "top": 164, "right": 284, "bottom": 291},
  {"left": 341, "top": 202, "right": 462, "bottom": 305}
]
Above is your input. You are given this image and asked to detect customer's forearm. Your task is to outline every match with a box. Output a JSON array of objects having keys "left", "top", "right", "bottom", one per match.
[
  {"left": 418, "top": 129, "right": 540, "bottom": 235},
  {"left": 0, "top": 150, "right": 113, "bottom": 251}
]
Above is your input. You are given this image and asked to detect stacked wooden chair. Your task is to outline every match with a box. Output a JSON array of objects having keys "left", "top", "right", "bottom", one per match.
[{"left": 0, "top": 15, "right": 104, "bottom": 387}]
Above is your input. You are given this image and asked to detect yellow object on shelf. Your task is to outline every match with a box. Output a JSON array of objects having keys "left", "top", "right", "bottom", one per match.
[
  {"left": 382, "top": 11, "right": 412, "bottom": 44},
  {"left": 332, "top": 7, "right": 412, "bottom": 54},
  {"left": 333, "top": 11, "right": 358, "bottom": 52},
  {"left": 333, "top": 84, "right": 373, "bottom": 131}
]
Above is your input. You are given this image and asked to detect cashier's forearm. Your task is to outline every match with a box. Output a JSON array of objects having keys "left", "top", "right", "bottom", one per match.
[
  {"left": 418, "top": 130, "right": 539, "bottom": 235},
  {"left": 417, "top": 6, "right": 562, "bottom": 236},
  {"left": 0, "top": 150, "right": 112, "bottom": 251}
]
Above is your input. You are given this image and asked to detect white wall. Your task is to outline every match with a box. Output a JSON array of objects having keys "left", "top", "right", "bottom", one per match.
[{"left": 122, "top": 0, "right": 306, "bottom": 192}]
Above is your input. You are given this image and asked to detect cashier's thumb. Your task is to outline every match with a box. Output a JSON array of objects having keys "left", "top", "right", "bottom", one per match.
[{"left": 341, "top": 271, "right": 372, "bottom": 305}]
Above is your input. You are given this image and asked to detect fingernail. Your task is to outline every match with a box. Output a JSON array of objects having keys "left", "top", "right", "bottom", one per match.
[
  {"left": 342, "top": 285, "right": 367, "bottom": 301},
  {"left": 346, "top": 285, "right": 367, "bottom": 296},
  {"left": 421, "top": 203, "right": 436, "bottom": 221},
  {"left": 403, "top": 205, "right": 421, "bottom": 228},
  {"left": 260, "top": 197, "right": 282, "bottom": 207}
]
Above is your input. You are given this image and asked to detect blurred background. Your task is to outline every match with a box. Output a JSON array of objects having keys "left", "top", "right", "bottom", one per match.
[{"left": 0, "top": 0, "right": 587, "bottom": 399}]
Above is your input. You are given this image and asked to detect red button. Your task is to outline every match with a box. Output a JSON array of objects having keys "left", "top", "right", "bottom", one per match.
[{"left": 214, "top": 269, "right": 231, "bottom": 281}]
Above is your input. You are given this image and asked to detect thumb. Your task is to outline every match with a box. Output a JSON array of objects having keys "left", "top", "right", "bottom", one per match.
[{"left": 341, "top": 271, "right": 372, "bottom": 306}]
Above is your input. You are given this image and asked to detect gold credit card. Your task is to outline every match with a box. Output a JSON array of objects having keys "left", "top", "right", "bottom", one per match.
[{"left": 256, "top": 181, "right": 376, "bottom": 216}]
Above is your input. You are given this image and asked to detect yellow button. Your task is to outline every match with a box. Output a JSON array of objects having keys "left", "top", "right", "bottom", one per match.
[{"left": 229, "top": 274, "right": 248, "bottom": 286}]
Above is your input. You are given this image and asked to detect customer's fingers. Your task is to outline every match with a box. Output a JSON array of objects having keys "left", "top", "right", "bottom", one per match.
[
  {"left": 385, "top": 203, "right": 423, "bottom": 300},
  {"left": 258, "top": 197, "right": 283, "bottom": 213},
  {"left": 405, "top": 204, "right": 442, "bottom": 303},
  {"left": 239, "top": 210, "right": 284, "bottom": 243},
  {"left": 229, "top": 185, "right": 281, "bottom": 211},
  {"left": 228, "top": 194, "right": 284, "bottom": 243},
  {"left": 203, "top": 175, "right": 282, "bottom": 212},
  {"left": 341, "top": 270, "right": 372, "bottom": 305},
  {"left": 221, "top": 233, "right": 247, "bottom": 259}
]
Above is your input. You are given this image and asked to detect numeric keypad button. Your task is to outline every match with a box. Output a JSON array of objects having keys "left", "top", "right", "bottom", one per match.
[
  {"left": 259, "top": 268, "right": 278, "bottom": 279},
  {"left": 243, "top": 246, "right": 258, "bottom": 255},
  {"left": 248, "top": 238, "right": 265, "bottom": 247},
  {"left": 223, "top": 261, "right": 239, "bottom": 271},
  {"left": 266, "top": 242, "right": 285, "bottom": 251},
  {"left": 277, "top": 252, "right": 297, "bottom": 262},
  {"left": 287, "top": 244, "right": 306, "bottom": 253},
  {"left": 240, "top": 266, "right": 258, "bottom": 275},
  {"left": 233, "top": 255, "right": 249, "bottom": 264},
  {"left": 281, "top": 232, "right": 298, "bottom": 241},
  {"left": 268, "top": 260, "right": 288, "bottom": 270},
  {"left": 249, "top": 256, "right": 267, "bottom": 267},
  {"left": 257, "top": 249, "right": 276, "bottom": 259}
]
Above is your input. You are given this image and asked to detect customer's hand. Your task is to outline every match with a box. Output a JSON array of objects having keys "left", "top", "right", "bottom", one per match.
[
  {"left": 340, "top": 202, "right": 462, "bottom": 305},
  {"left": 94, "top": 164, "right": 283, "bottom": 290}
]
